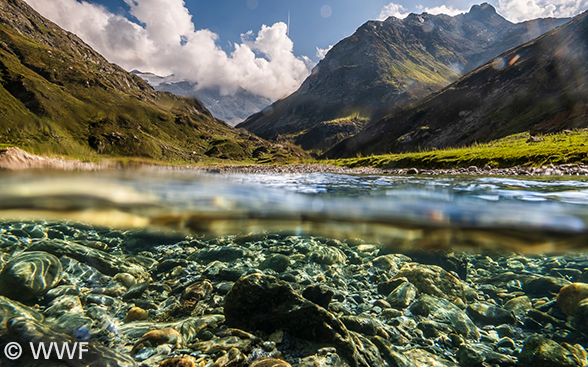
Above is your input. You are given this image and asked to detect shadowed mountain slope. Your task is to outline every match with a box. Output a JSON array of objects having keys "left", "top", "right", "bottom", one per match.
[{"left": 324, "top": 12, "right": 588, "bottom": 159}]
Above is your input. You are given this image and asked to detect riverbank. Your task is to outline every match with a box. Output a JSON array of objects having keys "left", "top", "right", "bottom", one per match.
[{"left": 2, "top": 145, "right": 588, "bottom": 177}]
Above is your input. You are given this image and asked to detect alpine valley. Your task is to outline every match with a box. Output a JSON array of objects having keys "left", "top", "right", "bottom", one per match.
[{"left": 238, "top": 3, "right": 570, "bottom": 154}]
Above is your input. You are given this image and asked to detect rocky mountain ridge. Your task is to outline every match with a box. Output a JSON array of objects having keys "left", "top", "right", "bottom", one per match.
[
  {"left": 238, "top": 3, "right": 569, "bottom": 153},
  {"left": 324, "top": 10, "right": 588, "bottom": 159}
]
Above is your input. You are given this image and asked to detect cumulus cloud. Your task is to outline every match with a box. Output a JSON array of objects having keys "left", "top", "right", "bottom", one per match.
[
  {"left": 417, "top": 4, "right": 467, "bottom": 16},
  {"left": 316, "top": 45, "right": 333, "bottom": 60},
  {"left": 377, "top": 3, "right": 410, "bottom": 20},
  {"left": 378, "top": 2, "right": 467, "bottom": 20},
  {"left": 24, "top": 0, "right": 313, "bottom": 100},
  {"left": 496, "top": 0, "right": 588, "bottom": 22}
]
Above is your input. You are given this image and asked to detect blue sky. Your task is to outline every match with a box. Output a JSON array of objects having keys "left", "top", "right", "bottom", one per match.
[
  {"left": 56, "top": 0, "right": 588, "bottom": 59},
  {"left": 73, "top": 0, "right": 424, "bottom": 58},
  {"left": 24, "top": 0, "right": 588, "bottom": 100}
]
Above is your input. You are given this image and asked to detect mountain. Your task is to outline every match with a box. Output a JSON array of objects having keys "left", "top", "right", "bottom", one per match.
[
  {"left": 324, "top": 11, "right": 588, "bottom": 159},
  {"left": 237, "top": 3, "right": 568, "bottom": 152},
  {"left": 132, "top": 71, "right": 272, "bottom": 126},
  {"left": 0, "top": 0, "right": 301, "bottom": 162}
]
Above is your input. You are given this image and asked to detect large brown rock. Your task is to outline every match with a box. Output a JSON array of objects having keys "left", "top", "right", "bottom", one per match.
[{"left": 557, "top": 283, "right": 588, "bottom": 316}]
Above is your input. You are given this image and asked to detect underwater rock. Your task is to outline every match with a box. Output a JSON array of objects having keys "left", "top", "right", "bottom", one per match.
[
  {"left": 411, "top": 295, "right": 480, "bottom": 341},
  {"left": 223, "top": 274, "right": 366, "bottom": 367},
  {"left": 417, "top": 320, "right": 453, "bottom": 338},
  {"left": 386, "top": 281, "right": 417, "bottom": 309},
  {"left": 114, "top": 272, "right": 137, "bottom": 288},
  {"left": 46, "top": 311, "right": 93, "bottom": 337},
  {"left": 182, "top": 280, "right": 213, "bottom": 301},
  {"left": 0, "top": 251, "right": 62, "bottom": 302},
  {"left": 132, "top": 328, "right": 183, "bottom": 355},
  {"left": 126, "top": 307, "right": 149, "bottom": 322},
  {"left": 212, "top": 347, "right": 247, "bottom": 367},
  {"left": 249, "top": 358, "right": 291, "bottom": 367},
  {"left": 377, "top": 278, "right": 409, "bottom": 296},
  {"left": 309, "top": 246, "right": 346, "bottom": 265},
  {"left": 191, "top": 336, "right": 252, "bottom": 354},
  {"left": 557, "top": 283, "right": 588, "bottom": 316},
  {"left": 518, "top": 336, "right": 584, "bottom": 367},
  {"left": 393, "top": 250, "right": 469, "bottom": 280},
  {"left": 393, "top": 263, "right": 466, "bottom": 303},
  {"left": 504, "top": 295, "right": 532, "bottom": 317},
  {"left": 466, "top": 303, "right": 516, "bottom": 325},
  {"left": 0, "top": 295, "right": 43, "bottom": 335},
  {"left": 302, "top": 284, "right": 334, "bottom": 308},
  {"left": 402, "top": 348, "right": 458, "bottom": 367},
  {"left": 188, "top": 247, "right": 248, "bottom": 264},
  {"left": 457, "top": 343, "right": 517, "bottom": 367},
  {"left": 29, "top": 239, "right": 148, "bottom": 279},
  {"left": 7, "top": 316, "right": 136, "bottom": 367},
  {"left": 523, "top": 276, "right": 571, "bottom": 298},
  {"left": 44, "top": 295, "right": 84, "bottom": 318},
  {"left": 159, "top": 357, "right": 196, "bottom": 367},
  {"left": 340, "top": 316, "right": 387, "bottom": 338},
  {"left": 573, "top": 298, "right": 588, "bottom": 327},
  {"left": 371, "top": 255, "right": 398, "bottom": 271},
  {"left": 122, "top": 282, "right": 149, "bottom": 300},
  {"left": 259, "top": 254, "right": 291, "bottom": 273},
  {"left": 348, "top": 331, "right": 388, "bottom": 366}
]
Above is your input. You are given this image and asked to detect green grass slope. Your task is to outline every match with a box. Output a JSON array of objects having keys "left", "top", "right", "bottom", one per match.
[
  {"left": 0, "top": 0, "right": 303, "bottom": 163},
  {"left": 329, "top": 130, "right": 588, "bottom": 169}
]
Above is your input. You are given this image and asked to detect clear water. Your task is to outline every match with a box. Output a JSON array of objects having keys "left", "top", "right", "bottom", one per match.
[
  {"left": 1, "top": 169, "right": 588, "bottom": 366},
  {"left": 1, "top": 170, "right": 588, "bottom": 254}
]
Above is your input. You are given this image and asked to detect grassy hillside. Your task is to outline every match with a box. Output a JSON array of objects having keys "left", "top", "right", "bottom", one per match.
[
  {"left": 328, "top": 130, "right": 588, "bottom": 169},
  {"left": 0, "top": 0, "right": 303, "bottom": 164}
]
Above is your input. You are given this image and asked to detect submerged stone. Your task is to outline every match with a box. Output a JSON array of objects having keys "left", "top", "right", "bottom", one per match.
[
  {"left": 411, "top": 295, "right": 480, "bottom": 341},
  {"left": 0, "top": 251, "right": 62, "bottom": 302},
  {"left": 393, "top": 263, "right": 466, "bottom": 303},
  {"left": 518, "top": 336, "right": 584, "bottom": 367},
  {"left": 386, "top": 281, "right": 417, "bottom": 309},
  {"left": 557, "top": 282, "right": 588, "bottom": 316},
  {"left": 8, "top": 316, "right": 136, "bottom": 367},
  {"left": 467, "top": 303, "right": 516, "bottom": 325},
  {"left": 132, "top": 328, "right": 183, "bottom": 355},
  {"left": 224, "top": 274, "right": 367, "bottom": 367}
]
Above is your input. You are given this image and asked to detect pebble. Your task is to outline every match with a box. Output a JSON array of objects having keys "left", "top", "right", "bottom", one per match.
[
  {"left": 126, "top": 306, "right": 149, "bottom": 322},
  {"left": 132, "top": 329, "right": 183, "bottom": 354}
]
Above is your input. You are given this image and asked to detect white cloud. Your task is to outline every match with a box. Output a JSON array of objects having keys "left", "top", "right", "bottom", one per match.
[
  {"left": 417, "top": 4, "right": 467, "bottom": 16},
  {"left": 24, "top": 0, "right": 313, "bottom": 101},
  {"left": 316, "top": 45, "right": 333, "bottom": 59},
  {"left": 496, "top": 0, "right": 588, "bottom": 22},
  {"left": 378, "top": 3, "right": 410, "bottom": 20}
]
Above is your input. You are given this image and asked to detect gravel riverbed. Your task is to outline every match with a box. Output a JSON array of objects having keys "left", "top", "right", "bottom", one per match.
[{"left": 0, "top": 221, "right": 587, "bottom": 367}]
